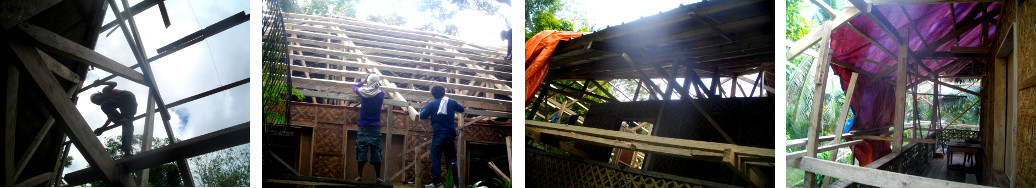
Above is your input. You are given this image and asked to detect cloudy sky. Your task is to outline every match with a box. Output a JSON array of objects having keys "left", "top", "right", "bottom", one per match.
[
  {"left": 352, "top": 0, "right": 513, "bottom": 48},
  {"left": 67, "top": 0, "right": 249, "bottom": 174}
]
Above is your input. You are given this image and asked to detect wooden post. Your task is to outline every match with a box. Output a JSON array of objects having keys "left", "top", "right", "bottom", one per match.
[
  {"left": 383, "top": 109, "right": 393, "bottom": 184},
  {"left": 912, "top": 69, "right": 920, "bottom": 140},
  {"left": 1007, "top": 23, "right": 1019, "bottom": 186},
  {"left": 5, "top": 64, "right": 18, "bottom": 186},
  {"left": 527, "top": 80, "right": 551, "bottom": 120},
  {"left": 456, "top": 113, "right": 464, "bottom": 187},
  {"left": 138, "top": 93, "right": 157, "bottom": 186},
  {"left": 892, "top": 28, "right": 909, "bottom": 153},
  {"left": 822, "top": 72, "right": 857, "bottom": 186},
  {"left": 804, "top": 23, "right": 832, "bottom": 188},
  {"left": 733, "top": 73, "right": 741, "bottom": 97}
]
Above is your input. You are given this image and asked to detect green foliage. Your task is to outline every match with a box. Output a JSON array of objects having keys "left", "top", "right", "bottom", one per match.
[
  {"left": 366, "top": 13, "right": 407, "bottom": 26},
  {"left": 416, "top": 0, "right": 502, "bottom": 36},
  {"left": 190, "top": 145, "right": 250, "bottom": 187},
  {"left": 493, "top": 178, "right": 512, "bottom": 188},
  {"left": 524, "top": 0, "right": 593, "bottom": 40},
  {"left": 84, "top": 135, "right": 248, "bottom": 187},
  {"left": 291, "top": 0, "right": 359, "bottom": 17},
  {"left": 88, "top": 135, "right": 185, "bottom": 187}
]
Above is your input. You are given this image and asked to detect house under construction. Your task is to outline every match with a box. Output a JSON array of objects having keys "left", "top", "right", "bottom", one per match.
[
  {"left": 525, "top": 1, "right": 775, "bottom": 187},
  {"left": 261, "top": 1, "right": 513, "bottom": 187},
  {"left": 786, "top": 0, "right": 1035, "bottom": 187},
  {"left": 0, "top": 0, "right": 249, "bottom": 187}
]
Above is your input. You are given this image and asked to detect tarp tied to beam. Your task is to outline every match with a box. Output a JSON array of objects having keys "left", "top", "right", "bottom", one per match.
[
  {"left": 827, "top": 2, "right": 1000, "bottom": 166},
  {"left": 525, "top": 30, "right": 586, "bottom": 104}
]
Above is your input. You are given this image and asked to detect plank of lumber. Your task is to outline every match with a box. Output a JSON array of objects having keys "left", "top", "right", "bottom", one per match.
[
  {"left": 35, "top": 49, "right": 80, "bottom": 83},
  {"left": 290, "top": 65, "right": 508, "bottom": 94},
  {"left": 0, "top": 0, "right": 61, "bottom": 29},
  {"left": 64, "top": 122, "right": 249, "bottom": 185},
  {"left": 786, "top": 132, "right": 855, "bottom": 149},
  {"left": 822, "top": 72, "right": 857, "bottom": 186},
  {"left": 14, "top": 23, "right": 147, "bottom": 85},
  {"left": 14, "top": 172, "right": 52, "bottom": 187},
  {"left": 291, "top": 77, "right": 510, "bottom": 109},
  {"left": 853, "top": 135, "right": 937, "bottom": 143},
  {"left": 528, "top": 127, "right": 726, "bottom": 162},
  {"left": 786, "top": 140, "right": 862, "bottom": 162},
  {"left": 736, "top": 76, "right": 774, "bottom": 93},
  {"left": 295, "top": 89, "right": 510, "bottom": 118},
  {"left": 286, "top": 35, "right": 508, "bottom": 70},
  {"left": 799, "top": 157, "right": 991, "bottom": 187},
  {"left": 527, "top": 121, "right": 774, "bottom": 158},
  {"left": 289, "top": 54, "right": 509, "bottom": 85},
  {"left": 9, "top": 41, "right": 134, "bottom": 186}
]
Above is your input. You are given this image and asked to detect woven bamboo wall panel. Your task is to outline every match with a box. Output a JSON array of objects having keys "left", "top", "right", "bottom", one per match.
[
  {"left": 290, "top": 103, "right": 358, "bottom": 125},
  {"left": 462, "top": 125, "right": 510, "bottom": 144},
  {"left": 313, "top": 155, "right": 345, "bottom": 178},
  {"left": 527, "top": 150, "right": 710, "bottom": 188},
  {"left": 315, "top": 122, "right": 344, "bottom": 155},
  {"left": 1017, "top": 1, "right": 1035, "bottom": 185}
]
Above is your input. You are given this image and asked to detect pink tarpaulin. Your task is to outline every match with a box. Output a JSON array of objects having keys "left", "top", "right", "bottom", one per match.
[{"left": 827, "top": 2, "right": 1000, "bottom": 166}]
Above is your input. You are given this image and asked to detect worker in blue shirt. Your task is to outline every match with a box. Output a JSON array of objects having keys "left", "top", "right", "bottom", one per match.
[
  {"left": 353, "top": 73, "right": 385, "bottom": 184},
  {"left": 420, "top": 85, "right": 464, "bottom": 188}
]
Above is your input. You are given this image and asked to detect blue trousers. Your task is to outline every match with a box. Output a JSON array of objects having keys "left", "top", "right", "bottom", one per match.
[{"left": 430, "top": 133, "right": 458, "bottom": 184}]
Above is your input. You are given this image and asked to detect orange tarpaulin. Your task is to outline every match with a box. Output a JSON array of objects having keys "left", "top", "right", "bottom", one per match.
[{"left": 524, "top": 30, "right": 586, "bottom": 105}]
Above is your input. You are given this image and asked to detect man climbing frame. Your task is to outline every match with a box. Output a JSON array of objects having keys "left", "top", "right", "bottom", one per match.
[
  {"left": 354, "top": 73, "right": 386, "bottom": 184},
  {"left": 420, "top": 85, "right": 464, "bottom": 188},
  {"left": 89, "top": 81, "right": 137, "bottom": 157}
]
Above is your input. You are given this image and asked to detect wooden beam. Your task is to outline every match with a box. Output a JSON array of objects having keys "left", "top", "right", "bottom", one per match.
[
  {"left": 12, "top": 118, "right": 55, "bottom": 182},
  {"left": 527, "top": 121, "right": 774, "bottom": 158},
  {"left": 848, "top": 0, "right": 903, "bottom": 45},
  {"left": 799, "top": 157, "right": 989, "bottom": 187},
  {"left": 13, "top": 172, "right": 52, "bottom": 187},
  {"left": 137, "top": 94, "right": 157, "bottom": 186},
  {"left": 64, "top": 122, "right": 249, "bottom": 186},
  {"left": 287, "top": 33, "right": 508, "bottom": 70},
  {"left": 623, "top": 53, "right": 735, "bottom": 144},
  {"left": 528, "top": 127, "right": 725, "bottom": 162},
  {"left": 9, "top": 41, "right": 134, "bottom": 186},
  {"left": 736, "top": 76, "right": 774, "bottom": 93},
  {"left": 13, "top": 24, "right": 148, "bottom": 85},
  {"left": 0, "top": 0, "right": 61, "bottom": 29},
  {"left": 821, "top": 72, "right": 857, "bottom": 186},
  {"left": 295, "top": 89, "right": 510, "bottom": 118},
  {"left": 35, "top": 49, "right": 80, "bottom": 83},
  {"left": 786, "top": 132, "right": 855, "bottom": 149},
  {"left": 803, "top": 23, "right": 832, "bottom": 188},
  {"left": 809, "top": 0, "right": 837, "bottom": 18},
  {"left": 291, "top": 77, "right": 510, "bottom": 110},
  {"left": 853, "top": 135, "right": 937, "bottom": 143},
  {"left": 786, "top": 140, "right": 862, "bottom": 164}
]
